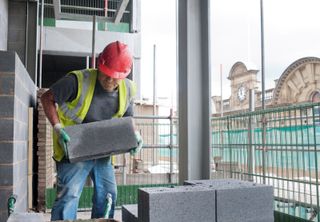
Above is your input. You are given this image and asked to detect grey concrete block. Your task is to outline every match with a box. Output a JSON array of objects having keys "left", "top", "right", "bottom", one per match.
[
  {"left": 7, "top": 213, "right": 45, "bottom": 222},
  {"left": 184, "top": 178, "right": 255, "bottom": 189},
  {"left": 0, "top": 164, "right": 13, "bottom": 186},
  {"left": 0, "top": 51, "right": 15, "bottom": 72},
  {"left": 138, "top": 185, "right": 216, "bottom": 222},
  {"left": 0, "top": 211, "right": 8, "bottom": 222},
  {"left": 0, "top": 96, "right": 14, "bottom": 117},
  {"left": 65, "top": 117, "right": 138, "bottom": 163},
  {"left": 0, "top": 142, "right": 13, "bottom": 163},
  {"left": 216, "top": 185, "right": 274, "bottom": 222},
  {"left": 122, "top": 204, "right": 138, "bottom": 222},
  {"left": 185, "top": 179, "right": 273, "bottom": 222},
  {"left": 0, "top": 187, "right": 13, "bottom": 210},
  {"left": 0, "top": 119, "right": 13, "bottom": 140},
  {"left": 0, "top": 75, "right": 14, "bottom": 95}
]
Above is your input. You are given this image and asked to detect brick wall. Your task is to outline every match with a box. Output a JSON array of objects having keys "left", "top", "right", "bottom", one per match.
[
  {"left": 0, "top": 51, "right": 36, "bottom": 221},
  {"left": 37, "top": 89, "right": 55, "bottom": 211}
]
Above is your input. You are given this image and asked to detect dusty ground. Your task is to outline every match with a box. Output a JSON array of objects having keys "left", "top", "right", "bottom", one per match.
[{"left": 43, "top": 209, "right": 122, "bottom": 222}]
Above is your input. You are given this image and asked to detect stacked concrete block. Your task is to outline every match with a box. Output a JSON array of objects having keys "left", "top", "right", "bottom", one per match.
[
  {"left": 122, "top": 204, "right": 138, "bottom": 222},
  {"left": 37, "top": 89, "right": 55, "bottom": 211},
  {"left": 64, "top": 117, "right": 138, "bottom": 163},
  {"left": 138, "top": 185, "right": 216, "bottom": 222},
  {"left": 0, "top": 51, "right": 36, "bottom": 221},
  {"left": 184, "top": 179, "right": 274, "bottom": 222}
]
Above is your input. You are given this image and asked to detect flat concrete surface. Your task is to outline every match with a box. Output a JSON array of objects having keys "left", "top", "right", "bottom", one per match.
[
  {"left": 7, "top": 212, "right": 45, "bottom": 222},
  {"left": 43, "top": 209, "right": 122, "bottom": 222},
  {"left": 65, "top": 117, "right": 137, "bottom": 162}
]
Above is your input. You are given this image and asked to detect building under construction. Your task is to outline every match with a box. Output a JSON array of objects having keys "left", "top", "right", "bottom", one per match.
[{"left": 0, "top": 0, "right": 319, "bottom": 222}]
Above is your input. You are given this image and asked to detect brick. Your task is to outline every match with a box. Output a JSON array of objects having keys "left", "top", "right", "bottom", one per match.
[
  {"left": 65, "top": 117, "right": 138, "bottom": 163},
  {"left": 0, "top": 165, "right": 13, "bottom": 186},
  {"left": 0, "top": 187, "right": 13, "bottom": 210},
  {"left": 138, "top": 185, "right": 216, "bottom": 222},
  {"left": 0, "top": 75, "right": 14, "bottom": 95},
  {"left": 0, "top": 211, "right": 8, "bottom": 222},
  {"left": 0, "top": 142, "right": 13, "bottom": 163},
  {"left": 0, "top": 96, "right": 14, "bottom": 117},
  {"left": 0, "top": 51, "right": 15, "bottom": 72},
  {"left": 0, "top": 119, "right": 13, "bottom": 141},
  {"left": 122, "top": 204, "right": 138, "bottom": 222}
]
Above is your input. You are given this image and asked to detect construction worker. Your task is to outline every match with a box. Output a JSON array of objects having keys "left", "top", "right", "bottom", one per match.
[{"left": 41, "top": 41, "right": 143, "bottom": 221}]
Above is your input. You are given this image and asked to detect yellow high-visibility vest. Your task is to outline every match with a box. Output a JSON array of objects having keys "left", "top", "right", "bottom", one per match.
[{"left": 53, "top": 69, "right": 136, "bottom": 161}]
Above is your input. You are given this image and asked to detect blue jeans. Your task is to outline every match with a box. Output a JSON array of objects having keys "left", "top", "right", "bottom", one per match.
[{"left": 51, "top": 157, "right": 117, "bottom": 221}]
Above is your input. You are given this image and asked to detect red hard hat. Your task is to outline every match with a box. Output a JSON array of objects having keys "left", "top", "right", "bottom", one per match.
[{"left": 98, "top": 41, "right": 133, "bottom": 79}]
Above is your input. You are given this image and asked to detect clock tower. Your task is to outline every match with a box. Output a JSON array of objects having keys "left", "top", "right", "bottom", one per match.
[{"left": 228, "top": 62, "right": 259, "bottom": 110}]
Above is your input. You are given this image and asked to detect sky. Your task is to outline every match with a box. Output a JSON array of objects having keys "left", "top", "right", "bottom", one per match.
[{"left": 140, "top": 0, "right": 320, "bottom": 105}]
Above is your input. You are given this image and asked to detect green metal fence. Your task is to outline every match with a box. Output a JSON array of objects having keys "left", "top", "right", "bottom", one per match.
[{"left": 211, "top": 103, "right": 320, "bottom": 222}]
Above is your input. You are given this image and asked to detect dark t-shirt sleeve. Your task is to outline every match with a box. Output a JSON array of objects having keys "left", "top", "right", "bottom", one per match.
[
  {"left": 50, "top": 74, "right": 78, "bottom": 105},
  {"left": 123, "top": 101, "right": 134, "bottom": 117}
]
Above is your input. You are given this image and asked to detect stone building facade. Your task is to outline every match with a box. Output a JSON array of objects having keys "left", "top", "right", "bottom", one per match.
[{"left": 212, "top": 57, "right": 320, "bottom": 115}]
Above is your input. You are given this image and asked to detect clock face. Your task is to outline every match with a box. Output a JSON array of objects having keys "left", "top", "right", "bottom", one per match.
[{"left": 237, "top": 86, "right": 246, "bottom": 102}]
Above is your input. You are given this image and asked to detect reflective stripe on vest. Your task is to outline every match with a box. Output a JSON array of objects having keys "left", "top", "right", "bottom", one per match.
[{"left": 59, "top": 69, "right": 92, "bottom": 124}]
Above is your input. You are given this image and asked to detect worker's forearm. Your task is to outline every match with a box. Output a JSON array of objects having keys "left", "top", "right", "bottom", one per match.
[{"left": 40, "top": 90, "right": 60, "bottom": 127}]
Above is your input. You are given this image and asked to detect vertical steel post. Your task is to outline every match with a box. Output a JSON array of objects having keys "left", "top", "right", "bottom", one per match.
[
  {"left": 178, "top": 0, "right": 211, "bottom": 183},
  {"left": 122, "top": 154, "right": 126, "bottom": 185},
  {"left": 153, "top": 44, "right": 157, "bottom": 166},
  {"left": 25, "top": 1, "right": 29, "bottom": 66},
  {"left": 227, "top": 117, "right": 232, "bottom": 178},
  {"left": 92, "top": 15, "right": 96, "bottom": 69},
  {"left": 86, "top": 56, "right": 90, "bottom": 69},
  {"left": 311, "top": 106, "right": 320, "bottom": 222},
  {"left": 220, "top": 64, "right": 223, "bottom": 117},
  {"left": 38, "top": 0, "right": 44, "bottom": 88},
  {"left": 248, "top": 89, "right": 255, "bottom": 181},
  {"left": 169, "top": 109, "right": 174, "bottom": 183},
  {"left": 260, "top": 0, "right": 267, "bottom": 184}
]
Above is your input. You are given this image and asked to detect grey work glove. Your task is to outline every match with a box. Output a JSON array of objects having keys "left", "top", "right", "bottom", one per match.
[
  {"left": 54, "top": 123, "right": 71, "bottom": 156},
  {"left": 130, "top": 131, "right": 143, "bottom": 156}
]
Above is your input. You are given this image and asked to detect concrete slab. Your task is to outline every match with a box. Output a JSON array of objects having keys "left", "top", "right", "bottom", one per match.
[
  {"left": 64, "top": 117, "right": 138, "bottom": 163},
  {"left": 138, "top": 185, "right": 216, "bottom": 222},
  {"left": 7, "top": 212, "right": 45, "bottom": 222},
  {"left": 122, "top": 204, "right": 138, "bottom": 222}
]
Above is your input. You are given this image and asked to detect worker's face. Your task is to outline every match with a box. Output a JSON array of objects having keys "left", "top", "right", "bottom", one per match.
[{"left": 98, "top": 71, "right": 120, "bottom": 92}]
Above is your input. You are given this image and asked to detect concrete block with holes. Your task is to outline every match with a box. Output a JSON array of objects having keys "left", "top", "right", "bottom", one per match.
[
  {"left": 64, "top": 117, "right": 137, "bottom": 163},
  {"left": 122, "top": 204, "right": 138, "bottom": 222},
  {"left": 184, "top": 179, "right": 274, "bottom": 222},
  {"left": 138, "top": 185, "right": 216, "bottom": 222}
]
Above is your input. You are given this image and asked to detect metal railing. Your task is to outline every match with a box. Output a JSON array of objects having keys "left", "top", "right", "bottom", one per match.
[
  {"left": 41, "top": 0, "right": 131, "bottom": 23},
  {"left": 211, "top": 103, "right": 320, "bottom": 221},
  {"left": 113, "top": 113, "right": 179, "bottom": 186}
]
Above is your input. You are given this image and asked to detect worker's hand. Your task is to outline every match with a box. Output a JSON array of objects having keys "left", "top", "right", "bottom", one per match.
[
  {"left": 130, "top": 131, "right": 143, "bottom": 156},
  {"left": 54, "top": 123, "right": 70, "bottom": 153}
]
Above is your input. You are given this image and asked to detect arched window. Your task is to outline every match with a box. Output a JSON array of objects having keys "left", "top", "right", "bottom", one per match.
[{"left": 311, "top": 91, "right": 320, "bottom": 103}]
